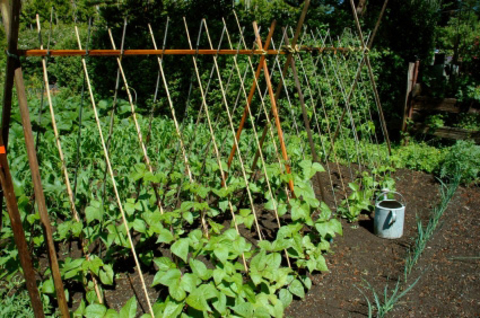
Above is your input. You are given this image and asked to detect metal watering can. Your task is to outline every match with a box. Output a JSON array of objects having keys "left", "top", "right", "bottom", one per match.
[{"left": 374, "top": 189, "right": 406, "bottom": 239}]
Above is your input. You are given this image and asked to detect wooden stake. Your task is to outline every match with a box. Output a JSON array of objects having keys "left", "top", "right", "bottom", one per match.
[
  {"left": 147, "top": 23, "right": 210, "bottom": 237},
  {"left": 349, "top": 0, "right": 391, "bottom": 156},
  {"left": 329, "top": 0, "right": 390, "bottom": 155},
  {"left": 201, "top": 19, "right": 265, "bottom": 241},
  {"left": 0, "top": 141, "right": 45, "bottom": 317},
  {"left": 1, "top": 1, "right": 69, "bottom": 316},
  {"left": 226, "top": 21, "right": 276, "bottom": 169},
  {"left": 17, "top": 47, "right": 359, "bottom": 57},
  {"left": 225, "top": 19, "right": 291, "bottom": 268},
  {"left": 283, "top": 29, "right": 326, "bottom": 200},
  {"left": 250, "top": 0, "right": 311, "bottom": 191},
  {"left": 253, "top": 24, "right": 295, "bottom": 195}
]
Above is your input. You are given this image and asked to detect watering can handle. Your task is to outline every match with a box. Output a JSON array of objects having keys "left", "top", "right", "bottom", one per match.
[
  {"left": 389, "top": 210, "right": 396, "bottom": 225},
  {"left": 375, "top": 191, "right": 406, "bottom": 206}
]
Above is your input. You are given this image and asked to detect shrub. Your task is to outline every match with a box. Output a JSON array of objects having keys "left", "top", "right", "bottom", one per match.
[{"left": 438, "top": 140, "right": 480, "bottom": 184}]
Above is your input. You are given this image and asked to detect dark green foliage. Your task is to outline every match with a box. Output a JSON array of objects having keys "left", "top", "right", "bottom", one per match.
[{"left": 439, "top": 140, "right": 480, "bottom": 184}]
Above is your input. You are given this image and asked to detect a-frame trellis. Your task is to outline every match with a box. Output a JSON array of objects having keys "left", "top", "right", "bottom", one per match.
[{"left": 0, "top": 0, "right": 391, "bottom": 316}]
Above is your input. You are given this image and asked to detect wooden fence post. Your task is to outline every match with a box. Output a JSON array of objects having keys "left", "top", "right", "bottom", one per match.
[{"left": 1, "top": 1, "right": 69, "bottom": 316}]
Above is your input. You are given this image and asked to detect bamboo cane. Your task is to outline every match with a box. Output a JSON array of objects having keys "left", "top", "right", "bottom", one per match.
[
  {"left": 40, "top": 17, "right": 103, "bottom": 303},
  {"left": 106, "top": 26, "right": 166, "bottom": 216},
  {"left": 225, "top": 19, "right": 291, "bottom": 268},
  {"left": 183, "top": 17, "right": 249, "bottom": 270},
  {"left": 200, "top": 18, "right": 265, "bottom": 241},
  {"left": 75, "top": 31, "right": 155, "bottom": 317}
]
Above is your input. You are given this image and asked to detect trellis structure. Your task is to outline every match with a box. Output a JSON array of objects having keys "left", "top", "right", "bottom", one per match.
[{"left": 0, "top": 0, "right": 391, "bottom": 316}]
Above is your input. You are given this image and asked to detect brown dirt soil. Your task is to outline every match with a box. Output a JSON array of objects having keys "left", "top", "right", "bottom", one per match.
[{"left": 285, "top": 168, "right": 480, "bottom": 317}]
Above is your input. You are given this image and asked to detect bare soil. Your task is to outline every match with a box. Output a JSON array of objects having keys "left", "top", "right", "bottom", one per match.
[{"left": 286, "top": 168, "right": 480, "bottom": 317}]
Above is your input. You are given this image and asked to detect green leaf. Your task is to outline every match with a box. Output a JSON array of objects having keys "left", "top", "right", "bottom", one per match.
[
  {"left": 42, "top": 279, "right": 54, "bottom": 294},
  {"left": 213, "top": 245, "right": 229, "bottom": 264},
  {"left": 291, "top": 201, "right": 309, "bottom": 221},
  {"left": 186, "top": 286, "right": 211, "bottom": 312},
  {"left": 99, "top": 264, "right": 114, "bottom": 285},
  {"left": 250, "top": 250, "right": 267, "bottom": 272},
  {"left": 171, "top": 238, "right": 190, "bottom": 263},
  {"left": 180, "top": 273, "right": 201, "bottom": 293},
  {"left": 244, "top": 214, "right": 255, "bottom": 229},
  {"left": 85, "top": 304, "right": 107, "bottom": 318},
  {"left": 189, "top": 259, "right": 211, "bottom": 280},
  {"left": 162, "top": 299, "right": 184, "bottom": 318},
  {"left": 315, "top": 218, "right": 343, "bottom": 238},
  {"left": 154, "top": 257, "right": 176, "bottom": 271},
  {"left": 288, "top": 279, "right": 305, "bottom": 299},
  {"left": 104, "top": 309, "right": 119, "bottom": 318},
  {"left": 315, "top": 255, "right": 329, "bottom": 272},
  {"left": 232, "top": 302, "right": 254, "bottom": 317},
  {"left": 71, "top": 221, "right": 83, "bottom": 237},
  {"left": 152, "top": 268, "right": 181, "bottom": 287},
  {"left": 156, "top": 229, "right": 174, "bottom": 244},
  {"left": 88, "top": 257, "right": 104, "bottom": 276},
  {"left": 169, "top": 282, "right": 186, "bottom": 302},
  {"left": 119, "top": 296, "right": 137, "bottom": 318},
  {"left": 264, "top": 199, "right": 278, "bottom": 211},
  {"left": 213, "top": 268, "right": 225, "bottom": 285},
  {"left": 124, "top": 201, "right": 136, "bottom": 216},
  {"left": 212, "top": 292, "right": 227, "bottom": 315},
  {"left": 208, "top": 220, "right": 224, "bottom": 234},
  {"left": 85, "top": 203, "right": 104, "bottom": 224},
  {"left": 329, "top": 218, "right": 343, "bottom": 236},
  {"left": 312, "top": 162, "right": 325, "bottom": 173},
  {"left": 219, "top": 200, "right": 229, "bottom": 212},
  {"left": 182, "top": 212, "right": 193, "bottom": 224},
  {"left": 132, "top": 219, "right": 147, "bottom": 233},
  {"left": 279, "top": 289, "right": 293, "bottom": 308},
  {"left": 73, "top": 299, "right": 86, "bottom": 317},
  {"left": 258, "top": 240, "right": 273, "bottom": 251}
]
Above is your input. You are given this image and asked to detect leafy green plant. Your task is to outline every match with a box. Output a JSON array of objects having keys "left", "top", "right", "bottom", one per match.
[{"left": 438, "top": 140, "right": 480, "bottom": 184}]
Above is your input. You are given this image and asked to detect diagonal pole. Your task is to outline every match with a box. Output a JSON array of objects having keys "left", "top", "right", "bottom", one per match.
[
  {"left": 226, "top": 19, "right": 291, "bottom": 268},
  {"left": 148, "top": 22, "right": 211, "bottom": 236},
  {"left": 329, "top": 0, "right": 390, "bottom": 155},
  {"left": 0, "top": 7, "right": 44, "bottom": 308},
  {"left": 249, "top": 0, "right": 311, "bottom": 191},
  {"left": 107, "top": 26, "right": 166, "bottom": 216},
  {"left": 199, "top": 18, "right": 265, "bottom": 241},
  {"left": 226, "top": 21, "right": 276, "bottom": 170},
  {"left": 349, "top": 0, "right": 391, "bottom": 155},
  {"left": 75, "top": 31, "right": 155, "bottom": 317},
  {"left": 36, "top": 15, "right": 80, "bottom": 223},
  {"left": 283, "top": 29, "right": 326, "bottom": 200},
  {"left": 183, "top": 18, "right": 250, "bottom": 269}
]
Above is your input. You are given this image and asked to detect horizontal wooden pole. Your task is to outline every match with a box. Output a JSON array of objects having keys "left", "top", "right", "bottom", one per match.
[
  {"left": 413, "top": 123, "right": 480, "bottom": 143},
  {"left": 17, "top": 46, "right": 364, "bottom": 57},
  {"left": 412, "top": 96, "right": 461, "bottom": 113}
]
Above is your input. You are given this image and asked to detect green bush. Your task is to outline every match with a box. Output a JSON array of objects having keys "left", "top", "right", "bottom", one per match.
[{"left": 438, "top": 140, "right": 480, "bottom": 184}]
